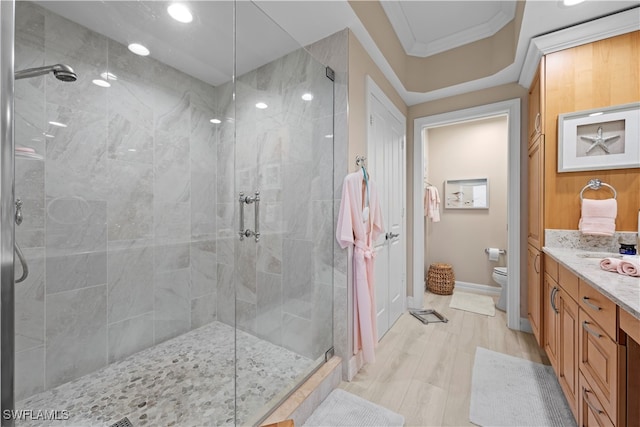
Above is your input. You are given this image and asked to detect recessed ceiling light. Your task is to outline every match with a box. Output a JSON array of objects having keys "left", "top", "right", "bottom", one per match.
[
  {"left": 209, "top": 118, "right": 222, "bottom": 124},
  {"left": 255, "top": 102, "right": 268, "bottom": 109},
  {"left": 100, "top": 71, "right": 118, "bottom": 81},
  {"left": 589, "top": 112, "right": 603, "bottom": 117},
  {"left": 563, "top": 0, "right": 584, "bottom": 5},
  {"left": 128, "top": 43, "right": 150, "bottom": 56},
  {"left": 168, "top": 3, "right": 193, "bottom": 23},
  {"left": 48, "top": 121, "right": 67, "bottom": 128},
  {"left": 92, "top": 79, "right": 111, "bottom": 88},
  {"left": 301, "top": 93, "right": 314, "bottom": 101}
]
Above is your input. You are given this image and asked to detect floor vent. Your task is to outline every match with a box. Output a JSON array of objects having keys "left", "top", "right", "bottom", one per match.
[{"left": 109, "top": 416, "right": 133, "bottom": 427}]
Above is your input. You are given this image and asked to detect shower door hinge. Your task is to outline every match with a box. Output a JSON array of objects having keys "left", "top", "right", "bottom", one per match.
[
  {"left": 325, "top": 66, "right": 335, "bottom": 81},
  {"left": 324, "top": 347, "right": 335, "bottom": 362},
  {"left": 370, "top": 115, "right": 373, "bottom": 126}
]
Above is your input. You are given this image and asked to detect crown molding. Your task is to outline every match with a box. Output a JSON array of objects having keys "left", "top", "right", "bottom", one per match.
[
  {"left": 382, "top": 1, "right": 517, "bottom": 58},
  {"left": 519, "top": 7, "right": 640, "bottom": 89}
]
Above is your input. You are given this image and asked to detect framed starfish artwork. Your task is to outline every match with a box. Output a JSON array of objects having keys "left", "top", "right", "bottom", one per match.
[{"left": 557, "top": 102, "right": 639, "bottom": 172}]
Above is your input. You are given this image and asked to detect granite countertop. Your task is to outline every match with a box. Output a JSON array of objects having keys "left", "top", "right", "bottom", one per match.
[{"left": 542, "top": 247, "right": 640, "bottom": 320}]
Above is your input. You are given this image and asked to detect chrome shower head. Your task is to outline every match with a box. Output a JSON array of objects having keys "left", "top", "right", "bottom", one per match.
[{"left": 15, "top": 63, "right": 77, "bottom": 82}]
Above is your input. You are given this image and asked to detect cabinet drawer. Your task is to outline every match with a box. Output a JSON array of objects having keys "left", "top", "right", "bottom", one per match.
[
  {"left": 579, "top": 309, "right": 619, "bottom": 419},
  {"left": 559, "top": 265, "right": 578, "bottom": 302},
  {"left": 579, "top": 372, "right": 615, "bottom": 427},
  {"left": 579, "top": 281, "right": 617, "bottom": 340},
  {"left": 545, "top": 256, "right": 559, "bottom": 282}
]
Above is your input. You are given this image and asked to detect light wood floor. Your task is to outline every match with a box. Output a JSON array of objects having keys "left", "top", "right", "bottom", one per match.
[{"left": 339, "top": 291, "right": 549, "bottom": 427}]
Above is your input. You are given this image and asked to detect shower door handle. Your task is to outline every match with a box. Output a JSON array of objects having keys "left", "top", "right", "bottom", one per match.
[
  {"left": 238, "top": 190, "right": 260, "bottom": 242},
  {"left": 239, "top": 192, "right": 246, "bottom": 241}
]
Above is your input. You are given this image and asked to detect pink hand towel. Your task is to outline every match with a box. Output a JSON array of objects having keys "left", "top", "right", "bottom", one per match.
[
  {"left": 600, "top": 257, "right": 622, "bottom": 272},
  {"left": 618, "top": 260, "right": 640, "bottom": 277},
  {"left": 579, "top": 198, "right": 617, "bottom": 236}
]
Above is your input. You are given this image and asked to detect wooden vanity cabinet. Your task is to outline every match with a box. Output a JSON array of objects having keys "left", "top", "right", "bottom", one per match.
[{"left": 540, "top": 262, "right": 629, "bottom": 425}]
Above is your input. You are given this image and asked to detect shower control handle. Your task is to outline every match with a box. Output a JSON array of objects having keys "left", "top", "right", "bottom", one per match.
[{"left": 386, "top": 232, "right": 399, "bottom": 240}]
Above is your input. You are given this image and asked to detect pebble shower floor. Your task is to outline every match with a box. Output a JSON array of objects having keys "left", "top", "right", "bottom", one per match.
[{"left": 16, "top": 322, "right": 311, "bottom": 426}]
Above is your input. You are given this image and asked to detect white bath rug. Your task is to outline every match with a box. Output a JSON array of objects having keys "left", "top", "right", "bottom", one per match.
[
  {"left": 449, "top": 291, "right": 495, "bottom": 316},
  {"left": 303, "top": 388, "right": 404, "bottom": 427},
  {"left": 470, "top": 347, "right": 576, "bottom": 427}
]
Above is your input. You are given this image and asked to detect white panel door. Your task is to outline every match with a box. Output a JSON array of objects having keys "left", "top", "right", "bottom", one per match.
[{"left": 369, "top": 87, "right": 406, "bottom": 340}]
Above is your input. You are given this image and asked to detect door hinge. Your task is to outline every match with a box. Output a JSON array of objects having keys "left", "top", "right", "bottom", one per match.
[
  {"left": 370, "top": 114, "right": 373, "bottom": 126},
  {"left": 325, "top": 66, "right": 335, "bottom": 81},
  {"left": 325, "top": 347, "right": 335, "bottom": 362}
]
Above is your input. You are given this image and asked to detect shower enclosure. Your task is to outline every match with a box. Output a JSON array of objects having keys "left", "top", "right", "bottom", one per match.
[{"left": 1, "top": 1, "right": 334, "bottom": 425}]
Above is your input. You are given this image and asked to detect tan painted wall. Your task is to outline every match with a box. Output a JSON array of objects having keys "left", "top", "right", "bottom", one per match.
[
  {"left": 348, "top": 31, "right": 408, "bottom": 174},
  {"left": 425, "top": 116, "right": 508, "bottom": 287},
  {"left": 348, "top": 0, "right": 525, "bottom": 93}
]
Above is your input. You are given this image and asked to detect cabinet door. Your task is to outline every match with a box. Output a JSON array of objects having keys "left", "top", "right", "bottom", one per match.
[
  {"left": 544, "top": 273, "right": 559, "bottom": 373},
  {"left": 527, "top": 135, "right": 544, "bottom": 249},
  {"left": 559, "top": 290, "right": 579, "bottom": 419},
  {"left": 527, "top": 245, "right": 542, "bottom": 346},
  {"left": 528, "top": 65, "right": 543, "bottom": 144}
]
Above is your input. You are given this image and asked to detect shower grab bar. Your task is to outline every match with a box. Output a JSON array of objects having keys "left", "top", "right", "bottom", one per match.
[
  {"left": 238, "top": 190, "right": 260, "bottom": 242},
  {"left": 14, "top": 242, "right": 28, "bottom": 283}
]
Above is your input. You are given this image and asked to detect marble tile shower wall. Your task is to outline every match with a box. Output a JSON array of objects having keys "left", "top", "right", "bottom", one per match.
[
  {"left": 223, "top": 46, "right": 335, "bottom": 360},
  {"left": 13, "top": 3, "right": 223, "bottom": 401}
]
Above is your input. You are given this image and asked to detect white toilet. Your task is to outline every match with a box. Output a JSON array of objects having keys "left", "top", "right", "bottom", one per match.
[{"left": 492, "top": 267, "right": 507, "bottom": 311}]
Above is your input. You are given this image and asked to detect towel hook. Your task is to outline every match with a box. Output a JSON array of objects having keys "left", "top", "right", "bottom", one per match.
[
  {"left": 579, "top": 179, "right": 617, "bottom": 201},
  {"left": 355, "top": 155, "right": 366, "bottom": 167}
]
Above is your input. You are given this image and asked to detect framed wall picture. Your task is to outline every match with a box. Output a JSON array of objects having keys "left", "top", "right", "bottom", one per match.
[
  {"left": 558, "top": 102, "right": 640, "bottom": 173},
  {"left": 444, "top": 178, "right": 488, "bottom": 209}
]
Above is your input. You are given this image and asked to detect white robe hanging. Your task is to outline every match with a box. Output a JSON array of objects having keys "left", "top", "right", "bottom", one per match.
[{"left": 336, "top": 169, "right": 384, "bottom": 364}]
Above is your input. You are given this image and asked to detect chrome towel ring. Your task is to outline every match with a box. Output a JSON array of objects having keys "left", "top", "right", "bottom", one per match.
[{"left": 579, "top": 179, "right": 617, "bottom": 201}]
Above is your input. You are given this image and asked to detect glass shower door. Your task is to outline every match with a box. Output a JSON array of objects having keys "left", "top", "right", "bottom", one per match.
[
  {"left": 234, "top": 3, "right": 335, "bottom": 424},
  {"left": 10, "top": 1, "right": 236, "bottom": 425}
]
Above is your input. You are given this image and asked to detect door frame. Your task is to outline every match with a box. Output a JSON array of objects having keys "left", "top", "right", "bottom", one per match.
[
  {"left": 365, "top": 75, "right": 407, "bottom": 316},
  {"left": 412, "top": 99, "right": 521, "bottom": 330}
]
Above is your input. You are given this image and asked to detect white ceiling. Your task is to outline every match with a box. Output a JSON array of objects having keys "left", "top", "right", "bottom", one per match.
[
  {"left": 35, "top": 1, "right": 640, "bottom": 106},
  {"left": 380, "top": 1, "right": 517, "bottom": 58}
]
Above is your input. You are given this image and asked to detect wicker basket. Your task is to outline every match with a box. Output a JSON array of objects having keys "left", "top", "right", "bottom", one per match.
[{"left": 427, "top": 263, "right": 455, "bottom": 295}]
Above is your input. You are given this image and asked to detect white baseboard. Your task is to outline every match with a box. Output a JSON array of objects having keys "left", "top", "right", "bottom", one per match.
[
  {"left": 346, "top": 352, "right": 363, "bottom": 381},
  {"left": 454, "top": 281, "right": 501, "bottom": 296},
  {"left": 519, "top": 317, "right": 533, "bottom": 334}
]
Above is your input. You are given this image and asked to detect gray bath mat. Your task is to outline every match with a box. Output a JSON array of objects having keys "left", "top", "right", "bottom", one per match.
[
  {"left": 303, "top": 388, "right": 404, "bottom": 427},
  {"left": 470, "top": 347, "right": 576, "bottom": 426}
]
